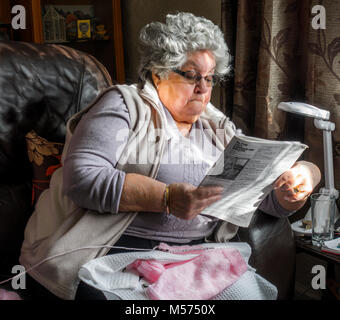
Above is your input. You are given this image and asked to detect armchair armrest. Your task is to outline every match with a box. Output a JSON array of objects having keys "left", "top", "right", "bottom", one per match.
[
  {"left": 235, "top": 209, "right": 296, "bottom": 300},
  {"left": 0, "top": 182, "right": 32, "bottom": 275}
]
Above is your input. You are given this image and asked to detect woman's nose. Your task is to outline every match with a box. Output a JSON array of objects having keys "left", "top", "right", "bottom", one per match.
[{"left": 194, "top": 78, "right": 210, "bottom": 94}]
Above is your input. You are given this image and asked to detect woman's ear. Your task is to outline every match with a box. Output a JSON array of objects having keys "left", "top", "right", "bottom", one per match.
[{"left": 151, "top": 72, "right": 161, "bottom": 89}]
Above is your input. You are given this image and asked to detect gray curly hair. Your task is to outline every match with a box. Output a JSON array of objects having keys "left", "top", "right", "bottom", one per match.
[{"left": 138, "top": 12, "right": 232, "bottom": 83}]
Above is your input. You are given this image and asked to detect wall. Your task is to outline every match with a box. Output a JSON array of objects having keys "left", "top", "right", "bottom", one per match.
[{"left": 121, "top": 0, "right": 222, "bottom": 107}]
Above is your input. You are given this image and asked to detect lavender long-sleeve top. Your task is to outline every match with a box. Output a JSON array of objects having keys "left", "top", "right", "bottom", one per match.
[{"left": 63, "top": 89, "right": 293, "bottom": 243}]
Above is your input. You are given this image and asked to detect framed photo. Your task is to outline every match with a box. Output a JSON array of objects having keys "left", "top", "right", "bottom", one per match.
[{"left": 77, "top": 19, "right": 91, "bottom": 40}]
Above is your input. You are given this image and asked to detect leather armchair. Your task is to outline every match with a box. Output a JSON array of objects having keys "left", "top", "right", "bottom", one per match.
[
  {"left": 0, "top": 40, "right": 112, "bottom": 278},
  {"left": 0, "top": 40, "right": 295, "bottom": 300}
]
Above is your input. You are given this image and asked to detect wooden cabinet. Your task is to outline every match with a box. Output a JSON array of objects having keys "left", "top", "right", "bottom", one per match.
[
  {"left": 4, "top": 0, "right": 125, "bottom": 83},
  {"left": 0, "top": 0, "right": 11, "bottom": 24}
]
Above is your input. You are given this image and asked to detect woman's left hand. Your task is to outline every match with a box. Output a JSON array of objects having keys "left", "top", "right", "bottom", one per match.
[{"left": 273, "top": 161, "right": 321, "bottom": 211}]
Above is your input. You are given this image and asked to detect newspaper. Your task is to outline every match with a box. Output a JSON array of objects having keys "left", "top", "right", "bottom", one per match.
[{"left": 199, "top": 134, "right": 308, "bottom": 227}]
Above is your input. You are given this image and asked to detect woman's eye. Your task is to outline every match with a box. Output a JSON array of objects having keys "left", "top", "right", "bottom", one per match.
[{"left": 184, "top": 71, "right": 196, "bottom": 80}]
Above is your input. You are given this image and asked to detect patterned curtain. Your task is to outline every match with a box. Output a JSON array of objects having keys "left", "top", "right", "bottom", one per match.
[{"left": 221, "top": 0, "right": 340, "bottom": 211}]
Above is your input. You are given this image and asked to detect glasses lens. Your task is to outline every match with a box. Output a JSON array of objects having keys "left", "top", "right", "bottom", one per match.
[
  {"left": 174, "top": 69, "right": 218, "bottom": 87},
  {"left": 182, "top": 71, "right": 197, "bottom": 84},
  {"left": 204, "top": 75, "right": 219, "bottom": 87}
]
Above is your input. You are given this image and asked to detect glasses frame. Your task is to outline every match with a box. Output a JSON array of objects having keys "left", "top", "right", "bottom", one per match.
[{"left": 172, "top": 69, "right": 219, "bottom": 87}]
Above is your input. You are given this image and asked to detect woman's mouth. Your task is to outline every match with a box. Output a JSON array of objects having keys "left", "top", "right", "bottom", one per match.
[{"left": 190, "top": 98, "right": 204, "bottom": 103}]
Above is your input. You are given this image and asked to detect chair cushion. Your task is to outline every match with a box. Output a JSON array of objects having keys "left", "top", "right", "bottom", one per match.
[{"left": 25, "top": 131, "right": 63, "bottom": 206}]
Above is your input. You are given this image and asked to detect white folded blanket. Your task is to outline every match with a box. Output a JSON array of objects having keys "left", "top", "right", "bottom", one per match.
[{"left": 78, "top": 242, "right": 277, "bottom": 300}]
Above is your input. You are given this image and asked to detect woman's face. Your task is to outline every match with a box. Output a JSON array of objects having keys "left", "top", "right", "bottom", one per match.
[{"left": 152, "top": 50, "right": 216, "bottom": 124}]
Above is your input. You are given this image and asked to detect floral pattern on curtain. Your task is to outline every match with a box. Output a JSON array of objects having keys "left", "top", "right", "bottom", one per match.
[{"left": 221, "top": 0, "right": 340, "bottom": 211}]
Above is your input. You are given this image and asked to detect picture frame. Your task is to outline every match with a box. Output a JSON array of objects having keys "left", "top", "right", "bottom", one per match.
[{"left": 77, "top": 19, "right": 91, "bottom": 40}]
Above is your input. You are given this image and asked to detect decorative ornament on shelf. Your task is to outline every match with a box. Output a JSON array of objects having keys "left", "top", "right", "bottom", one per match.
[
  {"left": 77, "top": 19, "right": 91, "bottom": 40},
  {"left": 94, "top": 24, "right": 110, "bottom": 40},
  {"left": 65, "top": 13, "right": 78, "bottom": 41},
  {"left": 43, "top": 5, "right": 66, "bottom": 43}
]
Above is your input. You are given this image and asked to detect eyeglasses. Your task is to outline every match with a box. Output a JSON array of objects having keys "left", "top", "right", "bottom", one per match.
[{"left": 172, "top": 69, "right": 219, "bottom": 87}]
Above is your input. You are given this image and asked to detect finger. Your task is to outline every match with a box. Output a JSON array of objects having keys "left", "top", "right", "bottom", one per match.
[
  {"left": 284, "top": 180, "right": 313, "bottom": 196},
  {"left": 274, "top": 172, "right": 293, "bottom": 189},
  {"left": 274, "top": 164, "right": 307, "bottom": 189},
  {"left": 192, "top": 192, "right": 222, "bottom": 211},
  {"left": 296, "top": 191, "right": 310, "bottom": 201},
  {"left": 180, "top": 193, "right": 223, "bottom": 220},
  {"left": 280, "top": 184, "right": 303, "bottom": 197},
  {"left": 276, "top": 175, "right": 305, "bottom": 191},
  {"left": 200, "top": 194, "right": 223, "bottom": 210},
  {"left": 195, "top": 186, "right": 224, "bottom": 198},
  {"left": 282, "top": 185, "right": 303, "bottom": 196},
  {"left": 284, "top": 190, "right": 309, "bottom": 202}
]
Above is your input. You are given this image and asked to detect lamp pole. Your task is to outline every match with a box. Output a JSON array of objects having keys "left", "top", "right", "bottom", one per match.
[{"left": 313, "top": 119, "right": 338, "bottom": 199}]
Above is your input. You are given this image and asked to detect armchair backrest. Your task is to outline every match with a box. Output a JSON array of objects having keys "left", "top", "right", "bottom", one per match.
[{"left": 0, "top": 40, "right": 112, "bottom": 184}]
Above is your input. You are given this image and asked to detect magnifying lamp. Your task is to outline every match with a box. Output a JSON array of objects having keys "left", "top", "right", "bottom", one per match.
[{"left": 278, "top": 102, "right": 339, "bottom": 229}]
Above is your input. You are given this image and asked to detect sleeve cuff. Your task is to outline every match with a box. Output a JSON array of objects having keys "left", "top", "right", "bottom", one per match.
[{"left": 259, "top": 190, "right": 296, "bottom": 218}]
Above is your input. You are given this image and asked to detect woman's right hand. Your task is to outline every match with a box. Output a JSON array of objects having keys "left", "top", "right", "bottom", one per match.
[{"left": 168, "top": 183, "right": 224, "bottom": 220}]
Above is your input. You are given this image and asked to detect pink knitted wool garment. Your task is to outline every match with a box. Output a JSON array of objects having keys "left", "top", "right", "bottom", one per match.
[
  {"left": 146, "top": 247, "right": 248, "bottom": 300},
  {"left": 0, "top": 288, "right": 22, "bottom": 300},
  {"left": 126, "top": 259, "right": 166, "bottom": 283}
]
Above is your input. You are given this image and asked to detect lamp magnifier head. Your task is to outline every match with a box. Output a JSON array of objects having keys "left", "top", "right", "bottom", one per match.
[{"left": 278, "top": 102, "right": 330, "bottom": 121}]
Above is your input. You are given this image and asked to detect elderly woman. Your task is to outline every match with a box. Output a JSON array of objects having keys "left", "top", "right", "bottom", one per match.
[{"left": 20, "top": 12, "right": 320, "bottom": 300}]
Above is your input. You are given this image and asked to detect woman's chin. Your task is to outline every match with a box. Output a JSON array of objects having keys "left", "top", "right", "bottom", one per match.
[
  {"left": 180, "top": 114, "right": 201, "bottom": 124},
  {"left": 186, "top": 101, "right": 206, "bottom": 114}
]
